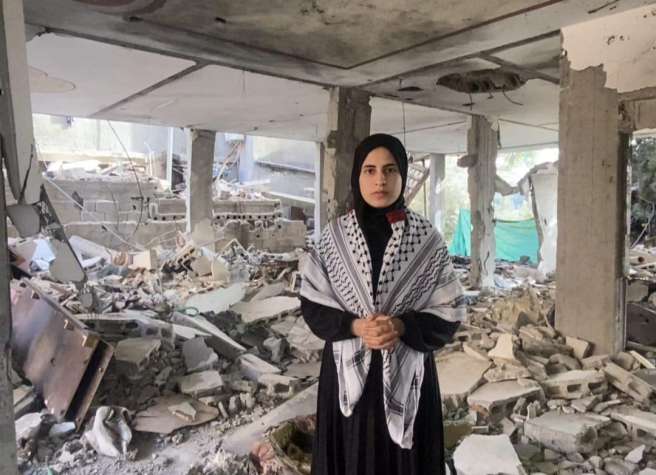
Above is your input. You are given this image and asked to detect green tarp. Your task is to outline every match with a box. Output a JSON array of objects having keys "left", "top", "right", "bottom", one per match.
[{"left": 448, "top": 209, "right": 539, "bottom": 263}]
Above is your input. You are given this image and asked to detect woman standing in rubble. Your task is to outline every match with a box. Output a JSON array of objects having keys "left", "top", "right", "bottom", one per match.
[{"left": 300, "top": 133, "right": 465, "bottom": 475}]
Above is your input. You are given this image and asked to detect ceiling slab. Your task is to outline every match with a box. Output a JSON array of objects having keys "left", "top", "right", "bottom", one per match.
[
  {"left": 24, "top": 0, "right": 655, "bottom": 86},
  {"left": 27, "top": 33, "right": 195, "bottom": 117}
]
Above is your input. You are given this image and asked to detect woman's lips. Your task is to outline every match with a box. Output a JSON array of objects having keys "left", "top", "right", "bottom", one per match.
[{"left": 372, "top": 191, "right": 387, "bottom": 197}]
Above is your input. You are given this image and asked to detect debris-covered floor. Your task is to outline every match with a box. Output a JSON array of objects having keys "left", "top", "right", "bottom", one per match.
[{"left": 8, "top": 228, "right": 656, "bottom": 475}]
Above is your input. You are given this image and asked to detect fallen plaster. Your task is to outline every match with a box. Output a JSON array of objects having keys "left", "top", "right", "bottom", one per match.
[{"left": 562, "top": 4, "right": 656, "bottom": 94}]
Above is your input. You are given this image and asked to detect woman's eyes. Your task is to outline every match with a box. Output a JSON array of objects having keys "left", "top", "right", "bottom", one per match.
[{"left": 362, "top": 167, "right": 398, "bottom": 175}]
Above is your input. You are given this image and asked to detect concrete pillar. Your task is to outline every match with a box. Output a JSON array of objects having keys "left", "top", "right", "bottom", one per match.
[
  {"left": 185, "top": 129, "right": 216, "bottom": 240},
  {"left": 555, "top": 60, "right": 627, "bottom": 355},
  {"left": 317, "top": 87, "right": 371, "bottom": 231},
  {"left": 428, "top": 153, "right": 446, "bottom": 233},
  {"left": 467, "top": 116, "right": 497, "bottom": 290}
]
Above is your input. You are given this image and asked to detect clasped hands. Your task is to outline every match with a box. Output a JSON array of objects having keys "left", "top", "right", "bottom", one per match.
[{"left": 351, "top": 314, "right": 405, "bottom": 351}]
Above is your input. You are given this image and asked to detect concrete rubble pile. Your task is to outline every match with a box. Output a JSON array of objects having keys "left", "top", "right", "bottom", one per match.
[
  {"left": 440, "top": 277, "right": 656, "bottom": 475},
  {"left": 626, "top": 246, "right": 656, "bottom": 351},
  {"left": 9, "top": 230, "right": 656, "bottom": 474},
  {"left": 9, "top": 228, "right": 319, "bottom": 474}
]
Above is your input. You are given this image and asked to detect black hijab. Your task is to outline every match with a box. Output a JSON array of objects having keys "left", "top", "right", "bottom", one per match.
[{"left": 350, "top": 134, "right": 409, "bottom": 293}]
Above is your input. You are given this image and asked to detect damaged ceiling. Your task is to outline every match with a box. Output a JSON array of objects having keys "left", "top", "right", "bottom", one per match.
[{"left": 21, "top": 0, "right": 655, "bottom": 152}]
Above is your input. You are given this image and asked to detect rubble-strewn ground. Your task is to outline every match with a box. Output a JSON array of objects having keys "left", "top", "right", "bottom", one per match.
[{"left": 9, "top": 230, "right": 656, "bottom": 474}]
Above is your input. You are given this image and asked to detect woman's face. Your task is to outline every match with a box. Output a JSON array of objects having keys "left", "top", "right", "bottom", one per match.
[{"left": 358, "top": 147, "right": 403, "bottom": 208}]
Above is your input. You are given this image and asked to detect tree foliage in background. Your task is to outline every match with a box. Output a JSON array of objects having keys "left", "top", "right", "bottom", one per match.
[{"left": 630, "top": 136, "right": 656, "bottom": 243}]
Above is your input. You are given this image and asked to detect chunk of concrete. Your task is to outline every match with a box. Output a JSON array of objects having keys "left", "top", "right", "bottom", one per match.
[
  {"left": 565, "top": 336, "right": 592, "bottom": 360},
  {"left": 436, "top": 352, "right": 491, "bottom": 402},
  {"left": 84, "top": 406, "right": 132, "bottom": 459},
  {"left": 488, "top": 334, "right": 520, "bottom": 365},
  {"left": 286, "top": 317, "right": 323, "bottom": 360},
  {"left": 542, "top": 370, "right": 607, "bottom": 399},
  {"left": 262, "top": 337, "right": 286, "bottom": 363},
  {"left": 134, "top": 395, "right": 218, "bottom": 435},
  {"left": 483, "top": 364, "right": 531, "bottom": 383},
  {"left": 15, "top": 412, "right": 42, "bottom": 444},
  {"left": 610, "top": 406, "right": 656, "bottom": 438},
  {"left": 185, "top": 283, "right": 246, "bottom": 314},
  {"left": 625, "top": 444, "right": 645, "bottom": 464},
  {"left": 178, "top": 370, "right": 224, "bottom": 397},
  {"left": 453, "top": 434, "right": 522, "bottom": 475},
  {"left": 581, "top": 354, "right": 610, "bottom": 370},
  {"left": 524, "top": 411, "right": 610, "bottom": 454},
  {"left": 168, "top": 401, "right": 197, "bottom": 422},
  {"left": 250, "top": 282, "right": 287, "bottom": 301},
  {"left": 171, "top": 312, "right": 246, "bottom": 360},
  {"left": 238, "top": 353, "right": 282, "bottom": 382},
  {"left": 48, "top": 422, "right": 76, "bottom": 439},
  {"left": 467, "top": 380, "right": 543, "bottom": 422},
  {"left": 182, "top": 337, "right": 219, "bottom": 373},
  {"left": 604, "top": 362, "right": 655, "bottom": 403},
  {"left": 257, "top": 374, "right": 300, "bottom": 397},
  {"left": 232, "top": 296, "right": 301, "bottom": 324},
  {"left": 114, "top": 337, "right": 161, "bottom": 374}
]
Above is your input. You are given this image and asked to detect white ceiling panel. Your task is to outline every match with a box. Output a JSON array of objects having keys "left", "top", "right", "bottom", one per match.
[{"left": 27, "top": 33, "right": 196, "bottom": 117}]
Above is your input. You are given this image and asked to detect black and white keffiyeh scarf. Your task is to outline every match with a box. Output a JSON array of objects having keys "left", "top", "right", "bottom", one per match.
[{"left": 301, "top": 208, "right": 465, "bottom": 448}]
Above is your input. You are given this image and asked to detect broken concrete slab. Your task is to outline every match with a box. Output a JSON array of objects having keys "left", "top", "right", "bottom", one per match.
[
  {"left": 171, "top": 312, "right": 246, "bottom": 360},
  {"left": 250, "top": 282, "right": 287, "bottom": 302},
  {"left": 185, "top": 283, "right": 246, "bottom": 314},
  {"left": 48, "top": 422, "right": 76, "bottom": 439},
  {"left": 284, "top": 362, "right": 320, "bottom": 379},
  {"left": 222, "top": 383, "right": 318, "bottom": 456},
  {"left": 483, "top": 364, "right": 531, "bottom": 383},
  {"left": 232, "top": 296, "right": 300, "bottom": 324},
  {"left": 524, "top": 411, "right": 610, "bottom": 454},
  {"left": 167, "top": 401, "right": 197, "bottom": 422},
  {"left": 257, "top": 374, "right": 300, "bottom": 397},
  {"left": 453, "top": 434, "right": 522, "bottom": 475},
  {"left": 604, "top": 362, "right": 655, "bottom": 403},
  {"left": 178, "top": 370, "right": 224, "bottom": 398},
  {"left": 286, "top": 317, "right": 323, "bottom": 360},
  {"left": 436, "top": 352, "right": 491, "bottom": 402},
  {"left": 182, "top": 337, "right": 219, "bottom": 373},
  {"left": 542, "top": 370, "right": 607, "bottom": 399},
  {"left": 262, "top": 337, "right": 286, "bottom": 363},
  {"left": 581, "top": 354, "right": 610, "bottom": 370},
  {"left": 238, "top": 353, "right": 282, "bottom": 382},
  {"left": 114, "top": 337, "right": 161, "bottom": 375},
  {"left": 467, "top": 379, "right": 543, "bottom": 422},
  {"left": 625, "top": 444, "right": 645, "bottom": 464},
  {"left": 134, "top": 395, "right": 218, "bottom": 435}
]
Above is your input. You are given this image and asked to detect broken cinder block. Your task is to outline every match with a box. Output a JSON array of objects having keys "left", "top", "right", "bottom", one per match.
[
  {"left": 542, "top": 370, "right": 607, "bottom": 400},
  {"left": 604, "top": 362, "right": 655, "bottom": 403},
  {"left": 467, "top": 379, "right": 543, "bottom": 422},
  {"left": 524, "top": 411, "right": 610, "bottom": 454}
]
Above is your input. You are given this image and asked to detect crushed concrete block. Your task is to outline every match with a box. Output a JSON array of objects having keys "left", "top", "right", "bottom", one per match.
[
  {"left": 436, "top": 352, "right": 491, "bottom": 402},
  {"left": 467, "top": 380, "right": 543, "bottom": 422},
  {"left": 453, "top": 434, "right": 522, "bottom": 475},
  {"left": 610, "top": 406, "right": 656, "bottom": 438},
  {"left": 462, "top": 342, "right": 491, "bottom": 362},
  {"left": 520, "top": 335, "right": 572, "bottom": 358},
  {"left": 487, "top": 334, "right": 520, "bottom": 365},
  {"left": 182, "top": 337, "right": 219, "bottom": 373},
  {"left": 604, "top": 362, "right": 655, "bottom": 403},
  {"left": 15, "top": 412, "right": 42, "bottom": 444},
  {"left": 284, "top": 362, "right": 321, "bottom": 379},
  {"left": 524, "top": 411, "right": 610, "bottom": 454},
  {"left": 257, "top": 374, "right": 299, "bottom": 397},
  {"left": 625, "top": 444, "right": 645, "bottom": 464},
  {"left": 483, "top": 364, "right": 531, "bottom": 383},
  {"left": 232, "top": 296, "right": 300, "bottom": 324},
  {"left": 581, "top": 354, "right": 610, "bottom": 370},
  {"left": 178, "top": 370, "right": 224, "bottom": 397},
  {"left": 114, "top": 337, "right": 161, "bottom": 374},
  {"left": 565, "top": 336, "right": 592, "bottom": 360},
  {"left": 542, "top": 370, "right": 607, "bottom": 399},
  {"left": 185, "top": 283, "right": 246, "bottom": 314},
  {"left": 134, "top": 395, "right": 218, "bottom": 435},
  {"left": 238, "top": 353, "right": 281, "bottom": 382}
]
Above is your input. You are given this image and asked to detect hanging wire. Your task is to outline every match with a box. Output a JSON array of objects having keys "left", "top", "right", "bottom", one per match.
[
  {"left": 502, "top": 89, "right": 524, "bottom": 106},
  {"left": 106, "top": 121, "right": 146, "bottom": 237}
]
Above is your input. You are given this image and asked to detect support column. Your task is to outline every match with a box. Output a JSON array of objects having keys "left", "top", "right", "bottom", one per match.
[
  {"left": 555, "top": 60, "right": 627, "bottom": 355},
  {"left": 428, "top": 153, "right": 446, "bottom": 233},
  {"left": 467, "top": 116, "right": 497, "bottom": 290},
  {"left": 185, "top": 129, "right": 216, "bottom": 241},
  {"left": 317, "top": 88, "right": 371, "bottom": 231}
]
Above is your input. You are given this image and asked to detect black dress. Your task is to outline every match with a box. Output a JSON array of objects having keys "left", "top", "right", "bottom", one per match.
[{"left": 301, "top": 212, "right": 460, "bottom": 475}]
